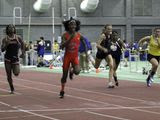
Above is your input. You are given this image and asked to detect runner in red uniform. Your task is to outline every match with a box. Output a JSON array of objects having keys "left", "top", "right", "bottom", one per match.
[{"left": 59, "top": 17, "right": 87, "bottom": 98}]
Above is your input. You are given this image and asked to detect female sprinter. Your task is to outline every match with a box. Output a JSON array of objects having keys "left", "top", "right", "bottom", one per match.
[
  {"left": 110, "top": 31, "right": 125, "bottom": 86},
  {"left": 1, "top": 24, "right": 25, "bottom": 94},
  {"left": 94, "top": 24, "right": 115, "bottom": 88},
  {"left": 138, "top": 27, "right": 160, "bottom": 87},
  {"left": 59, "top": 18, "right": 87, "bottom": 98}
]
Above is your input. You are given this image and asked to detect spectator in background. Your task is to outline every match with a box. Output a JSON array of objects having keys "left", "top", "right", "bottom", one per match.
[
  {"left": 33, "top": 40, "right": 38, "bottom": 65},
  {"left": 52, "top": 39, "right": 60, "bottom": 56},
  {"left": 132, "top": 41, "right": 138, "bottom": 51},
  {"left": 37, "top": 37, "right": 45, "bottom": 67},
  {"left": 79, "top": 37, "right": 92, "bottom": 73},
  {"left": 123, "top": 40, "right": 129, "bottom": 67},
  {"left": 33, "top": 40, "right": 38, "bottom": 51},
  {"left": 26, "top": 41, "right": 34, "bottom": 65}
]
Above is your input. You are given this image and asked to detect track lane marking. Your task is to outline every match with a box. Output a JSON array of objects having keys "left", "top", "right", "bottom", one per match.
[
  {"left": 85, "top": 111, "right": 131, "bottom": 120},
  {"left": 1, "top": 75, "right": 160, "bottom": 118},
  {"left": 0, "top": 75, "right": 152, "bottom": 103}
]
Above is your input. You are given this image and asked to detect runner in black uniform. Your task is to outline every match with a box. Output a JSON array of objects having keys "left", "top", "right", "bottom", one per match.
[
  {"left": 95, "top": 24, "right": 114, "bottom": 88},
  {"left": 110, "top": 31, "right": 125, "bottom": 86},
  {"left": 1, "top": 24, "right": 25, "bottom": 94}
]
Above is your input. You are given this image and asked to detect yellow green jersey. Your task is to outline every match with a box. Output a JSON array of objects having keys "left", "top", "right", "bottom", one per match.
[{"left": 148, "top": 35, "right": 160, "bottom": 56}]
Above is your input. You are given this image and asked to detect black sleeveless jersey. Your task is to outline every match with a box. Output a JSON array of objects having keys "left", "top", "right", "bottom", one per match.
[
  {"left": 98, "top": 36, "right": 112, "bottom": 53},
  {"left": 110, "top": 41, "right": 122, "bottom": 58},
  {"left": 5, "top": 36, "right": 21, "bottom": 62}
]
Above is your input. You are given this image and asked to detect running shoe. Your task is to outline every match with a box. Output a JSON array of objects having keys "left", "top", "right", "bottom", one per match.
[
  {"left": 150, "top": 76, "right": 154, "bottom": 83},
  {"left": 115, "top": 80, "right": 119, "bottom": 86},
  {"left": 10, "top": 85, "right": 14, "bottom": 94},
  {"left": 146, "top": 77, "right": 152, "bottom": 87},
  {"left": 114, "top": 76, "right": 119, "bottom": 86},
  {"left": 10, "top": 91, "right": 14, "bottom": 94},
  {"left": 108, "top": 82, "right": 115, "bottom": 88},
  {"left": 59, "top": 91, "right": 65, "bottom": 98}
]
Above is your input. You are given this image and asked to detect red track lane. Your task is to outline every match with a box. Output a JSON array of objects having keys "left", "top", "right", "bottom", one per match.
[{"left": 0, "top": 68, "right": 160, "bottom": 120}]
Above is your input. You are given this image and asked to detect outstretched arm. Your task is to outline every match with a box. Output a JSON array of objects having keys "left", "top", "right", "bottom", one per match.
[{"left": 138, "top": 36, "right": 150, "bottom": 47}]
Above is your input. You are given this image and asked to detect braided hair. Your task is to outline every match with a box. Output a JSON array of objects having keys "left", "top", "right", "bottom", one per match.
[
  {"left": 6, "top": 24, "right": 16, "bottom": 35},
  {"left": 63, "top": 17, "right": 81, "bottom": 32}
]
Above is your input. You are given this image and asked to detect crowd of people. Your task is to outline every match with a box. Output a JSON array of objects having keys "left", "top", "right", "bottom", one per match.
[{"left": 1, "top": 18, "right": 160, "bottom": 98}]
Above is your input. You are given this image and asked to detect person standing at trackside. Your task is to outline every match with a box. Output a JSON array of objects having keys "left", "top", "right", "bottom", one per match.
[
  {"left": 79, "top": 37, "right": 92, "bottom": 73},
  {"left": 1, "top": 24, "right": 25, "bottom": 94},
  {"left": 94, "top": 24, "right": 115, "bottom": 88},
  {"left": 110, "top": 31, "right": 125, "bottom": 86},
  {"left": 138, "top": 27, "right": 160, "bottom": 87},
  {"left": 123, "top": 40, "right": 129, "bottom": 67},
  {"left": 37, "top": 37, "right": 45, "bottom": 67},
  {"left": 26, "top": 41, "right": 34, "bottom": 65},
  {"left": 52, "top": 39, "right": 60, "bottom": 56},
  {"left": 59, "top": 17, "right": 88, "bottom": 98}
]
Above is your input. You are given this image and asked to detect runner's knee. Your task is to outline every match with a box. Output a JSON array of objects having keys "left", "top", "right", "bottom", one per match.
[
  {"left": 74, "top": 68, "right": 80, "bottom": 75},
  {"left": 61, "top": 78, "right": 67, "bottom": 84}
]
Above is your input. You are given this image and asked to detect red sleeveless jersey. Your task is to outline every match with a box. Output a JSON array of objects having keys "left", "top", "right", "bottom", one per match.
[{"left": 64, "top": 32, "right": 81, "bottom": 57}]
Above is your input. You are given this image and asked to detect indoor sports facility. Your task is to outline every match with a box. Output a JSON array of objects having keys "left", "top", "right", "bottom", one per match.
[{"left": 0, "top": 0, "right": 160, "bottom": 120}]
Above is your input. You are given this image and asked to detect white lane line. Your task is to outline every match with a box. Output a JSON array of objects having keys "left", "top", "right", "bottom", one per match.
[
  {"left": 85, "top": 111, "right": 131, "bottom": 120},
  {"left": 1, "top": 80, "right": 160, "bottom": 116},
  {"left": 0, "top": 80, "right": 122, "bottom": 107},
  {"left": 13, "top": 107, "right": 59, "bottom": 120},
  {"left": 0, "top": 88, "right": 21, "bottom": 95},
  {"left": 0, "top": 106, "right": 160, "bottom": 113},
  {"left": 0, "top": 111, "right": 81, "bottom": 120},
  {"left": 0, "top": 75, "right": 151, "bottom": 103},
  {"left": 130, "top": 108, "right": 160, "bottom": 115},
  {"left": 0, "top": 101, "right": 11, "bottom": 107},
  {"left": 0, "top": 100, "right": 59, "bottom": 120},
  {"left": 1, "top": 75, "right": 160, "bottom": 116},
  {"left": 10, "top": 77, "right": 160, "bottom": 110}
]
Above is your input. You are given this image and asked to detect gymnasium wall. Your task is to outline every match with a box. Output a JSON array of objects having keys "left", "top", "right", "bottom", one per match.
[{"left": 0, "top": 0, "right": 160, "bottom": 44}]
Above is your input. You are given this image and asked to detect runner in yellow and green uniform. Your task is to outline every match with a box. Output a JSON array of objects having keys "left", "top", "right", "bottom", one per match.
[{"left": 138, "top": 27, "right": 160, "bottom": 87}]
